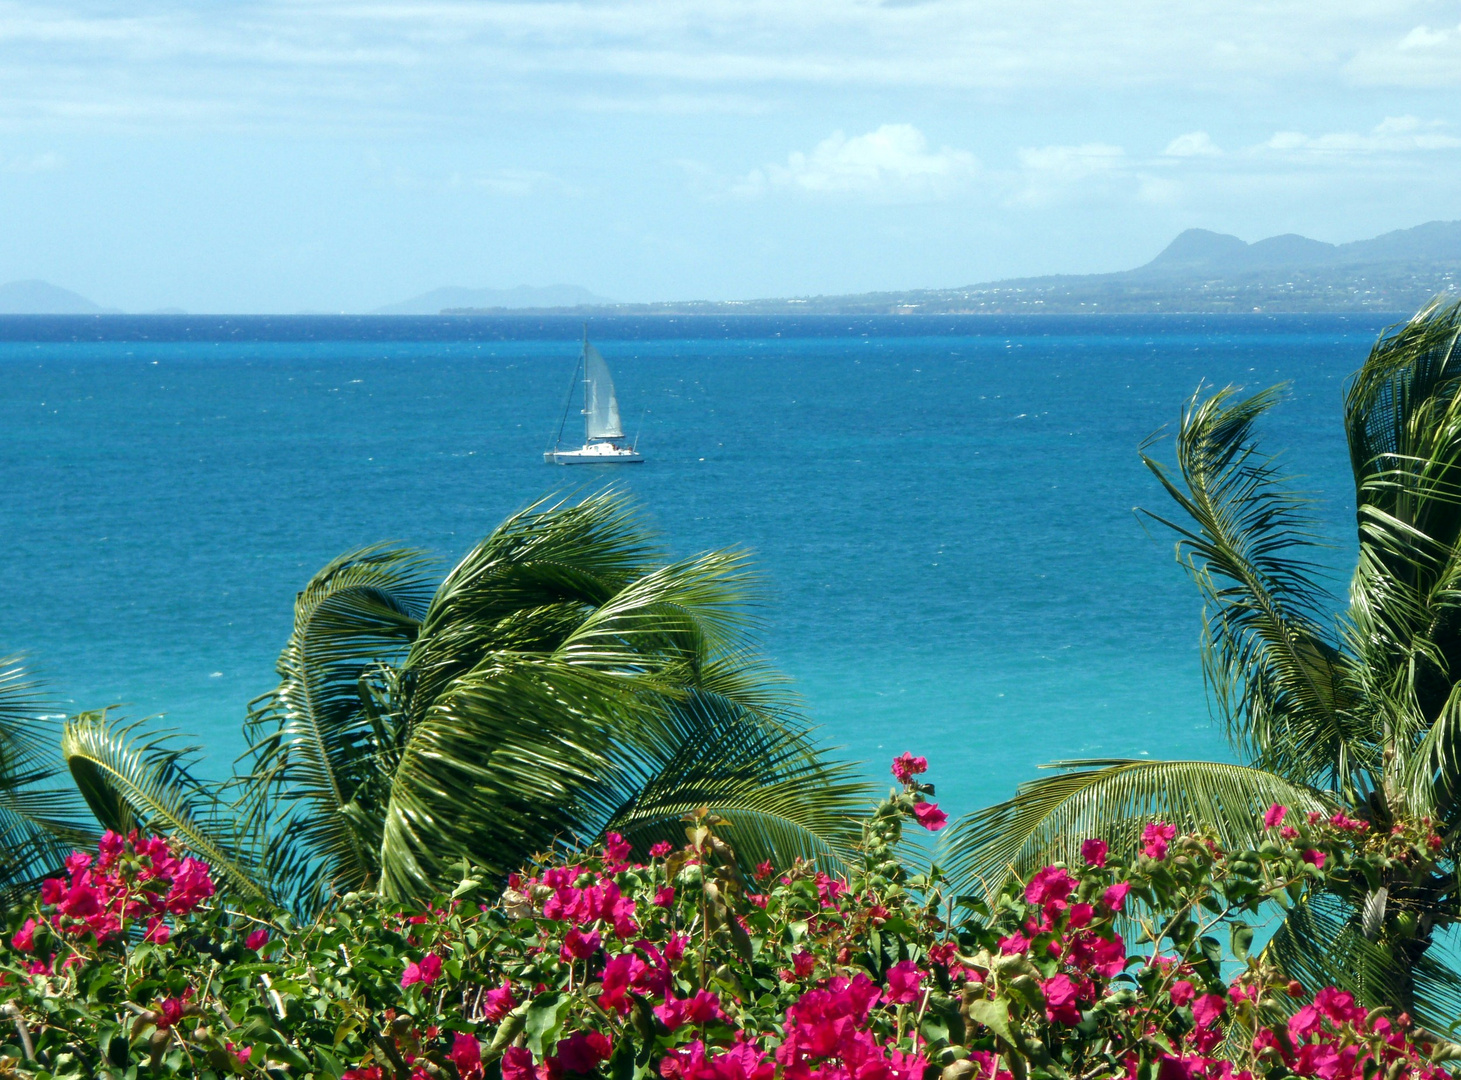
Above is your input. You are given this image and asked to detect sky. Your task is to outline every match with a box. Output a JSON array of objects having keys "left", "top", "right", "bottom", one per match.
[{"left": 3, "top": 0, "right": 1461, "bottom": 312}]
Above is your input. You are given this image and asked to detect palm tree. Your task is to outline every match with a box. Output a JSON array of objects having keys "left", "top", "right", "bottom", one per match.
[
  {"left": 946, "top": 299, "right": 1461, "bottom": 1026},
  {"left": 0, "top": 657, "right": 95, "bottom": 903},
  {"left": 64, "top": 491, "right": 870, "bottom": 910}
]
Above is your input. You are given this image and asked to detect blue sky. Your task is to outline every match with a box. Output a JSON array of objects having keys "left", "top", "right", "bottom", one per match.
[{"left": 4, "top": 0, "right": 1461, "bottom": 312}]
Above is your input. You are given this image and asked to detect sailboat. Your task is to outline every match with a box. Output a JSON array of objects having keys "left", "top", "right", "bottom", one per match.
[{"left": 544, "top": 332, "right": 644, "bottom": 464}]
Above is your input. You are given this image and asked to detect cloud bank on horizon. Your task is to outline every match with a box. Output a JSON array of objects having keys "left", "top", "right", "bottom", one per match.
[{"left": 2, "top": 0, "right": 1460, "bottom": 312}]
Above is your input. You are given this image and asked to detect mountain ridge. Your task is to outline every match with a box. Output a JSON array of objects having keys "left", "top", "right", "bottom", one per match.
[
  {"left": 0, "top": 280, "right": 114, "bottom": 314},
  {"left": 445, "top": 219, "right": 1461, "bottom": 316}
]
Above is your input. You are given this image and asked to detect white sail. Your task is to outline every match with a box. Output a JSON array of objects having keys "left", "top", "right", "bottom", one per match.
[{"left": 582, "top": 343, "right": 625, "bottom": 440}]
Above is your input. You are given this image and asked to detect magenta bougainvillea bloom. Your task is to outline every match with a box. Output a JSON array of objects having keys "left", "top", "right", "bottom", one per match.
[
  {"left": 1141, "top": 822, "right": 1177, "bottom": 860},
  {"left": 1264, "top": 803, "right": 1289, "bottom": 829},
  {"left": 912, "top": 801, "right": 947, "bottom": 831},
  {"left": 885, "top": 960, "right": 923, "bottom": 1004},
  {"left": 482, "top": 982, "right": 516, "bottom": 1022},
  {"left": 890, "top": 753, "right": 928, "bottom": 784},
  {"left": 1080, "top": 838, "right": 1108, "bottom": 867},
  {"left": 401, "top": 952, "right": 443, "bottom": 988},
  {"left": 603, "top": 832, "right": 632, "bottom": 864},
  {"left": 1025, "top": 866, "right": 1077, "bottom": 906}
]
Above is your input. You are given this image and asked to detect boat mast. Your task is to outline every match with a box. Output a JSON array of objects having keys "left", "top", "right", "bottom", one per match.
[{"left": 581, "top": 324, "right": 591, "bottom": 444}]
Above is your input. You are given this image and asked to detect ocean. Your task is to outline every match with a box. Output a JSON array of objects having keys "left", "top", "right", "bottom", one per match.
[{"left": 0, "top": 313, "right": 1394, "bottom": 821}]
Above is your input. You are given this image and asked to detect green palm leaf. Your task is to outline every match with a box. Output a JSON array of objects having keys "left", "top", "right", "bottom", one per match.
[
  {"left": 239, "top": 544, "right": 434, "bottom": 893},
  {"left": 378, "top": 658, "right": 636, "bottom": 898},
  {"left": 943, "top": 758, "right": 1332, "bottom": 902},
  {"left": 1138, "top": 384, "right": 1365, "bottom": 792},
  {"left": 0, "top": 658, "right": 95, "bottom": 900},
  {"left": 62, "top": 711, "right": 271, "bottom": 901},
  {"left": 597, "top": 690, "right": 870, "bottom": 868}
]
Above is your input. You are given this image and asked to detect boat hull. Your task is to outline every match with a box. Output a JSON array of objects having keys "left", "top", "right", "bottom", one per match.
[{"left": 545, "top": 443, "right": 644, "bottom": 465}]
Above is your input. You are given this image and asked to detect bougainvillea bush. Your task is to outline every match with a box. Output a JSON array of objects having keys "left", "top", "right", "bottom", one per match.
[{"left": 3, "top": 756, "right": 1459, "bottom": 1080}]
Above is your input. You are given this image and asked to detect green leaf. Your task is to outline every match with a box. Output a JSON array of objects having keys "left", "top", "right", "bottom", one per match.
[
  {"left": 967, "top": 997, "right": 1013, "bottom": 1044},
  {"left": 524, "top": 993, "right": 571, "bottom": 1059},
  {"left": 1230, "top": 922, "right": 1254, "bottom": 961}
]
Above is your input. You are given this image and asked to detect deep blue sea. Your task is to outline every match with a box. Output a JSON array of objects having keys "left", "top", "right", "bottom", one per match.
[{"left": 0, "top": 313, "right": 1398, "bottom": 821}]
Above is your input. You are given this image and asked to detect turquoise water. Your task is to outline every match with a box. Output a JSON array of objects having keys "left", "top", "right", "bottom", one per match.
[{"left": 0, "top": 314, "right": 1393, "bottom": 820}]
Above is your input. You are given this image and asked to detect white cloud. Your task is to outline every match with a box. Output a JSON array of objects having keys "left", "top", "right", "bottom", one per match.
[
  {"left": 737, "top": 124, "right": 977, "bottom": 199},
  {"left": 1348, "top": 21, "right": 1461, "bottom": 86},
  {"left": 3, "top": 151, "right": 61, "bottom": 172},
  {"left": 1163, "top": 131, "right": 1221, "bottom": 157},
  {"left": 1261, "top": 115, "right": 1461, "bottom": 155},
  {"left": 0, "top": 0, "right": 1454, "bottom": 131}
]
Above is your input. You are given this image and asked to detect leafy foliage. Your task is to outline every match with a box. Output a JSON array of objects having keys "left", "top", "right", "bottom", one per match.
[{"left": 3, "top": 757, "right": 1458, "bottom": 1080}]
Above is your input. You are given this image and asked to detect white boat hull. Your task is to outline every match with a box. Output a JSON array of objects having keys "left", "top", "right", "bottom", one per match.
[{"left": 545, "top": 442, "right": 644, "bottom": 465}]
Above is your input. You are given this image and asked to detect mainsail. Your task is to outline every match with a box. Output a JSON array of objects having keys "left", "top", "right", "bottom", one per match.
[{"left": 582, "top": 343, "right": 625, "bottom": 440}]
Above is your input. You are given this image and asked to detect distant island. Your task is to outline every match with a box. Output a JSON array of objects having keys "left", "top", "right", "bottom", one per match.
[
  {"left": 442, "top": 220, "right": 1461, "bottom": 316},
  {"left": 376, "top": 284, "right": 612, "bottom": 315},
  {"left": 5, "top": 221, "right": 1460, "bottom": 316}
]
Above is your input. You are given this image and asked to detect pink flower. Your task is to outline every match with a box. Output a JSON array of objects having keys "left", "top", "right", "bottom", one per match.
[
  {"left": 1303, "top": 849, "right": 1326, "bottom": 869},
  {"left": 401, "top": 952, "right": 444, "bottom": 988},
  {"left": 482, "top": 982, "right": 516, "bottom": 1022},
  {"left": 557, "top": 1031, "right": 612, "bottom": 1074},
  {"left": 97, "top": 830, "right": 125, "bottom": 868},
  {"left": 1043, "top": 974, "right": 1082, "bottom": 1024},
  {"left": 451, "top": 1032, "right": 483, "bottom": 1079},
  {"left": 654, "top": 990, "right": 723, "bottom": 1031},
  {"left": 885, "top": 960, "right": 923, "bottom": 1004},
  {"left": 163, "top": 857, "right": 215, "bottom": 915},
  {"left": 815, "top": 873, "right": 847, "bottom": 907},
  {"left": 754, "top": 860, "right": 773, "bottom": 880},
  {"left": 649, "top": 841, "right": 673, "bottom": 858},
  {"left": 1192, "top": 993, "right": 1226, "bottom": 1029},
  {"left": 891, "top": 752, "right": 929, "bottom": 784},
  {"left": 1281, "top": 826, "right": 1298, "bottom": 839},
  {"left": 1025, "top": 866, "right": 1077, "bottom": 905},
  {"left": 246, "top": 928, "right": 270, "bottom": 952},
  {"left": 1264, "top": 804, "right": 1288, "bottom": 829},
  {"left": 913, "top": 801, "right": 947, "bottom": 832},
  {"left": 1080, "top": 838, "right": 1108, "bottom": 867},
  {"left": 501, "top": 1046, "right": 536, "bottom": 1080},
  {"left": 1091, "top": 935, "right": 1127, "bottom": 978},
  {"left": 561, "top": 927, "right": 601, "bottom": 962},
  {"left": 1103, "top": 882, "right": 1131, "bottom": 912},
  {"left": 791, "top": 950, "right": 816, "bottom": 978},
  {"left": 143, "top": 917, "right": 171, "bottom": 944},
  {"left": 11, "top": 918, "right": 36, "bottom": 952},
  {"left": 226, "top": 1042, "right": 253, "bottom": 1066},
  {"left": 1170, "top": 980, "right": 1196, "bottom": 1006},
  {"left": 603, "top": 832, "right": 633, "bottom": 864},
  {"left": 654, "top": 886, "right": 676, "bottom": 908},
  {"left": 155, "top": 997, "right": 186, "bottom": 1030},
  {"left": 1142, "top": 822, "right": 1177, "bottom": 860},
  {"left": 998, "top": 933, "right": 1030, "bottom": 955},
  {"left": 1067, "top": 903, "right": 1094, "bottom": 930}
]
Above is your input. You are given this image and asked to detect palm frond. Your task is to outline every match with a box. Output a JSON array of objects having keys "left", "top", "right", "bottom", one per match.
[
  {"left": 238, "top": 543, "right": 434, "bottom": 894},
  {"left": 943, "top": 758, "right": 1332, "bottom": 903},
  {"left": 61, "top": 711, "right": 271, "bottom": 901},
  {"left": 1138, "top": 384, "right": 1364, "bottom": 791},
  {"left": 0, "top": 657, "right": 95, "bottom": 900},
  {"left": 1344, "top": 300, "right": 1461, "bottom": 804},
  {"left": 1263, "top": 888, "right": 1461, "bottom": 1034},
  {"left": 378, "top": 658, "right": 638, "bottom": 899},
  {"left": 597, "top": 690, "right": 872, "bottom": 870},
  {"left": 403, "top": 492, "right": 663, "bottom": 718}
]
